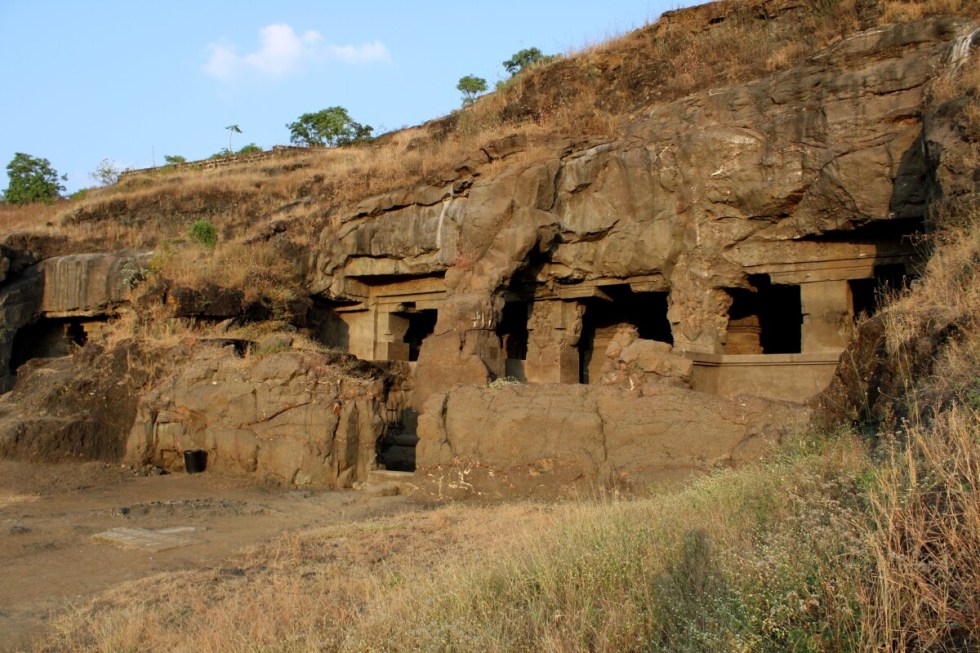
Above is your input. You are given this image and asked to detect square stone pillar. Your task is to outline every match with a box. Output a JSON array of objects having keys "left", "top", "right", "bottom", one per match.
[
  {"left": 524, "top": 300, "right": 584, "bottom": 383},
  {"left": 801, "top": 280, "right": 852, "bottom": 353},
  {"left": 339, "top": 309, "right": 374, "bottom": 361},
  {"left": 377, "top": 312, "right": 410, "bottom": 361}
]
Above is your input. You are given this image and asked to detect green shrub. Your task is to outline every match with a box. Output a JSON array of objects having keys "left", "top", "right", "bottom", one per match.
[{"left": 189, "top": 220, "right": 217, "bottom": 248}]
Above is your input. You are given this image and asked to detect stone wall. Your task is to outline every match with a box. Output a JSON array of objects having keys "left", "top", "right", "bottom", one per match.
[{"left": 416, "top": 383, "right": 804, "bottom": 496}]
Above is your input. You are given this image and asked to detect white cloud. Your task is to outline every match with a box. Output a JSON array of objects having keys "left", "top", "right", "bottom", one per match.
[
  {"left": 204, "top": 23, "right": 390, "bottom": 82},
  {"left": 326, "top": 41, "right": 391, "bottom": 64}
]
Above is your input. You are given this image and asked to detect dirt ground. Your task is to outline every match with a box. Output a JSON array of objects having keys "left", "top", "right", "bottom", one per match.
[{"left": 0, "top": 460, "right": 412, "bottom": 652}]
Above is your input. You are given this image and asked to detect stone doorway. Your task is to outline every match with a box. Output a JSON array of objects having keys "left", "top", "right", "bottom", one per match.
[
  {"left": 497, "top": 300, "right": 529, "bottom": 381},
  {"left": 849, "top": 263, "right": 910, "bottom": 320},
  {"left": 724, "top": 276, "right": 802, "bottom": 355},
  {"left": 577, "top": 287, "right": 672, "bottom": 384},
  {"left": 398, "top": 309, "right": 437, "bottom": 362}
]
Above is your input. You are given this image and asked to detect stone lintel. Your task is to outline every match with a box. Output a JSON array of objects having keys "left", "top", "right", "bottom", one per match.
[
  {"left": 685, "top": 352, "right": 843, "bottom": 366},
  {"left": 534, "top": 275, "right": 669, "bottom": 300},
  {"left": 372, "top": 293, "right": 445, "bottom": 311},
  {"left": 333, "top": 303, "right": 368, "bottom": 314},
  {"left": 40, "top": 309, "right": 118, "bottom": 320},
  {"left": 757, "top": 254, "right": 908, "bottom": 284}
]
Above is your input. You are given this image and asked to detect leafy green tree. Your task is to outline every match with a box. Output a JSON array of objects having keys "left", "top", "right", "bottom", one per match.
[
  {"left": 225, "top": 124, "right": 242, "bottom": 151},
  {"left": 3, "top": 153, "right": 65, "bottom": 204},
  {"left": 503, "top": 47, "right": 554, "bottom": 76},
  {"left": 89, "top": 158, "right": 123, "bottom": 186},
  {"left": 237, "top": 143, "right": 262, "bottom": 155},
  {"left": 164, "top": 154, "right": 187, "bottom": 165},
  {"left": 286, "top": 107, "right": 373, "bottom": 148},
  {"left": 457, "top": 75, "right": 488, "bottom": 106}
]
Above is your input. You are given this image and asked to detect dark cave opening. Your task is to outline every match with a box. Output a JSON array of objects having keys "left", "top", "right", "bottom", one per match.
[
  {"left": 9, "top": 317, "right": 94, "bottom": 375},
  {"left": 725, "top": 276, "right": 802, "bottom": 355}
]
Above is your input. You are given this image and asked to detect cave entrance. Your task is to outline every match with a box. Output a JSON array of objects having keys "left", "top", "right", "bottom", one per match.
[
  {"left": 376, "top": 404, "right": 418, "bottom": 472},
  {"left": 724, "top": 276, "right": 802, "bottom": 354},
  {"left": 396, "top": 308, "right": 437, "bottom": 362},
  {"left": 849, "top": 263, "right": 910, "bottom": 320},
  {"left": 497, "top": 300, "right": 529, "bottom": 381},
  {"left": 9, "top": 317, "right": 98, "bottom": 375},
  {"left": 577, "top": 287, "right": 672, "bottom": 384}
]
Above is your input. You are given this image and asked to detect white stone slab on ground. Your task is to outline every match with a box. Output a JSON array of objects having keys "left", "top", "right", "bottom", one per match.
[{"left": 93, "top": 526, "right": 202, "bottom": 551}]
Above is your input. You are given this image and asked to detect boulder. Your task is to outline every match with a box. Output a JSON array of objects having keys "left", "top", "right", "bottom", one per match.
[
  {"left": 126, "top": 348, "right": 387, "bottom": 487},
  {"left": 598, "top": 325, "right": 692, "bottom": 389}
]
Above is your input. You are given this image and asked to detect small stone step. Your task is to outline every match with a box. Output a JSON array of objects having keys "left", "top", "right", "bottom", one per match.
[
  {"left": 367, "top": 470, "right": 415, "bottom": 485},
  {"left": 362, "top": 470, "right": 415, "bottom": 497}
]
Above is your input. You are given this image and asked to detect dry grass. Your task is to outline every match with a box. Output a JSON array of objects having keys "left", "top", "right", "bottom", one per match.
[
  {"left": 860, "top": 405, "right": 980, "bottom": 652},
  {"left": 882, "top": 0, "right": 980, "bottom": 23},
  {"left": 0, "top": 201, "right": 65, "bottom": 234},
  {"left": 37, "top": 503, "right": 556, "bottom": 653},
  {"left": 35, "top": 437, "right": 873, "bottom": 653}
]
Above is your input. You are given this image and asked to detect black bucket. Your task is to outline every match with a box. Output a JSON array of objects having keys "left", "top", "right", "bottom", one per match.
[{"left": 183, "top": 449, "right": 208, "bottom": 474}]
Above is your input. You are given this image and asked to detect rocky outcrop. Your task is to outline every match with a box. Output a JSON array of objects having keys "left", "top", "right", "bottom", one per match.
[
  {"left": 39, "top": 251, "right": 148, "bottom": 316},
  {"left": 0, "top": 341, "right": 176, "bottom": 460},
  {"left": 311, "top": 17, "right": 978, "bottom": 408},
  {"left": 126, "top": 347, "right": 388, "bottom": 487},
  {"left": 0, "top": 250, "right": 149, "bottom": 391},
  {"left": 416, "top": 383, "right": 802, "bottom": 496},
  {"left": 1, "top": 11, "right": 975, "bottom": 494}
]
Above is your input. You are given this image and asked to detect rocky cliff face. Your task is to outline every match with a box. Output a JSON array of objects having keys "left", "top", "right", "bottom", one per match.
[
  {"left": 312, "top": 17, "right": 977, "bottom": 405},
  {"left": 0, "top": 9, "right": 975, "bottom": 490}
]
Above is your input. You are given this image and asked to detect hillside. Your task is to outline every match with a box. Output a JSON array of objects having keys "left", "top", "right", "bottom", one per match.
[{"left": 0, "top": 0, "right": 978, "bottom": 649}]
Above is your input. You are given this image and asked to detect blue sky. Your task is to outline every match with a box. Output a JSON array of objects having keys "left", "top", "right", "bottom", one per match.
[{"left": 0, "top": 1, "right": 689, "bottom": 194}]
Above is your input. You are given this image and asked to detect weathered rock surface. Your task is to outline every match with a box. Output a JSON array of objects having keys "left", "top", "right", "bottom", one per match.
[
  {"left": 0, "top": 342, "right": 175, "bottom": 460},
  {"left": 126, "top": 348, "right": 387, "bottom": 487},
  {"left": 0, "top": 271, "right": 43, "bottom": 392},
  {"left": 416, "top": 383, "right": 803, "bottom": 495},
  {"left": 40, "top": 251, "right": 148, "bottom": 316},
  {"left": 0, "top": 251, "right": 149, "bottom": 391},
  {"left": 311, "top": 17, "right": 978, "bottom": 407}
]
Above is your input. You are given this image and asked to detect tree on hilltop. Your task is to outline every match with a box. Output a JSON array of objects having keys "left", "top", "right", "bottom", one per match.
[
  {"left": 225, "top": 124, "right": 242, "bottom": 152},
  {"left": 89, "top": 158, "right": 123, "bottom": 187},
  {"left": 503, "top": 47, "right": 555, "bottom": 76},
  {"left": 3, "top": 153, "right": 66, "bottom": 204},
  {"left": 286, "top": 107, "right": 373, "bottom": 148},
  {"left": 457, "top": 75, "right": 488, "bottom": 106}
]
